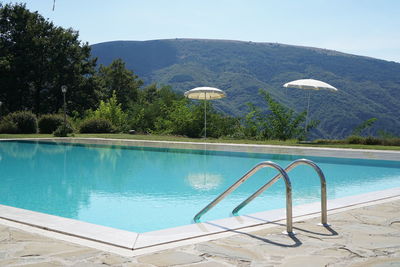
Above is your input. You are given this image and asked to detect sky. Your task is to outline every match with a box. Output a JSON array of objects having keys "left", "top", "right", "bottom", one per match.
[{"left": 3, "top": 0, "right": 400, "bottom": 62}]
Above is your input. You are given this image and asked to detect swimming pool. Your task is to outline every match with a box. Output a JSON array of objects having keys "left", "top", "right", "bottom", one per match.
[{"left": 1, "top": 139, "right": 399, "bottom": 234}]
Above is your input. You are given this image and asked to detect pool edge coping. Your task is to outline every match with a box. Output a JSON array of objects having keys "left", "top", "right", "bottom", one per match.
[{"left": 1, "top": 137, "right": 400, "bottom": 161}]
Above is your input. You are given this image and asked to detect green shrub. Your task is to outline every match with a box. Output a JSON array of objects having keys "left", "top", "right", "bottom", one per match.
[
  {"left": 4, "top": 111, "right": 37, "bottom": 133},
  {"left": 53, "top": 124, "right": 74, "bottom": 137},
  {"left": 345, "top": 136, "right": 399, "bottom": 146},
  {"left": 0, "top": 119, "right": 18, "bottom": 133},
  {"left": 313, "top": 139, "right": 344, "bottom": 144},
  {"left": 91, "top": 91, "right": 128, "bottom": 132},
  {"left": 382, "top": 138, "right": 400, "bottom": 146},
  {"left": 38, "top": 114, "right": 64, "bottom": 134},
  {"left": 79, "top": 118, "right": 114, "bottom": 133},
  {"left": 346, "top": 135, "right": 364, "bottom": 144},
  {"left": 364, "top": 136, "right": 381, "bottom": 145}
]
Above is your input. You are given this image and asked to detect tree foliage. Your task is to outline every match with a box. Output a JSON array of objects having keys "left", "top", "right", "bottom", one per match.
[
  {"left": 153, "top": 99, "right": 237, "bottom": 138},
  {"left": 128, "top": 84, "right": 183, "bottom": 133},
  {"left": 96, "top": 59, "right": 143, "bottom": 110},
  {"left": 0, "top": 3, "right": 98, "bottom": 115},
  {"left": 242, "top": 90, "right": 308, "bottom": 140},
  {"left": 86, "top": 91, "right": 128, "bottom": 132},
  {"left": 351, "top": 118, "right": 377, "bottom": 136}
]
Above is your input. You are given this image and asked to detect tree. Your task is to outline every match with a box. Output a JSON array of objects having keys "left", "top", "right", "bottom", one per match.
[
  {"left": 0, "top": 3, "right": 98, "bottom": 115},
  {"left": 96, "top": 59, "right": 143, "bottom": 110},
  {"left": 153, "top": 98, "right": 238, "bottom": 138},
  {"left": 154, "top": 98, "right": 198, "bottom": 136},
  {"left": 242, "top": 90, "right": 308, "bottom": 140},
  {"left": 205, "top": 104, "right": 240, "bottom": 138},
  {"left": 87, "top": 91, "right": 128, "bottom": 132},
  {"left": 128, "top": 84, "right": 183, "bottom": 133},
  {"left": 352, "top": 118, "right": 377, "bottom": 136},
  {"left": 241, "top": 103, "right": 263, "bottom": 139},
  {"left": 261, "top": 90, "right": 307, "bottom": 140}
]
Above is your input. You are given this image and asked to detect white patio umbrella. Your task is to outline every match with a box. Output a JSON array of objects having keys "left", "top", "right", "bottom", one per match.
[
  {"left": 283, "top": 79, "right": 338, "bottom": 134},
  {"left": 184, "top": 87, "right": 226, "bottom": 138}
]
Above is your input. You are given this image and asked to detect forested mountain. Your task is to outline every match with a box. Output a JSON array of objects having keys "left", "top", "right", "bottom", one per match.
[{"left": 91, "top": 39, "right": 400, "bottom": 139}]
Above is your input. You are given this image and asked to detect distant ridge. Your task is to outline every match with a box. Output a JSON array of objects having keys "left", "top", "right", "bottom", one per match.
[{"left": 91, "top": 38, "right": 400, "bottom": 139}]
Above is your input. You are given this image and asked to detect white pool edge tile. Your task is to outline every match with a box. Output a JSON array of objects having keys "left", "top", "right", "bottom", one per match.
[
  {"left": 0, "top": 204, "right": 138, "bottom": 249},
  {"left": 2, "top": 137, "right": 400, "bottom": 161}
]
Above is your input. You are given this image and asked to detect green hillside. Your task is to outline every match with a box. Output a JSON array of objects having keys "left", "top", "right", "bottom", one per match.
[{"left": 91, "top": 39, "right": 400, "bottom": 139}]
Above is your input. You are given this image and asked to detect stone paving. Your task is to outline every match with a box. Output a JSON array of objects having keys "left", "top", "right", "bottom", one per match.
[{"left": 1, "top": 199, "right": 400, "bottom": 266}]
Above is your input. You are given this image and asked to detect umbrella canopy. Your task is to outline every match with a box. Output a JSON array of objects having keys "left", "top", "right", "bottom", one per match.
[
  {"left": 184, "top": 87, "right": 226, "bottom": 100},
  {"left": 283, "top": 79, "right": 338, "bottom": 92},
  {"left": 283, "top": 79, "right": 338, "bottom": 138},
  {"left": 184, "top": 87, "right": 226, "bottom": 138}
]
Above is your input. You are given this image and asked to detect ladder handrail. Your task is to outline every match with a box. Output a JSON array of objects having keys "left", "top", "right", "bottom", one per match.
[
  {"left": 232, "top": 159, "right": 328, "bottom": 226},
  {"left": 193, "top": 161, "right": 294, "bottom": 234}
]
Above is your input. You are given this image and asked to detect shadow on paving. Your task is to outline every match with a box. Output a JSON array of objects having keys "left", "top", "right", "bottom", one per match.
[{"left": 205, "top": 219, "right": 338, "bottom": 248}]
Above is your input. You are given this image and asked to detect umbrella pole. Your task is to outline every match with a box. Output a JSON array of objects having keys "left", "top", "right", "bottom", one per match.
[
  {"left": 305, "top": 91, "right": 311, "bottom": 136},
  {"left": 204, "top": 99, "right": 207, "bottom": 139}
]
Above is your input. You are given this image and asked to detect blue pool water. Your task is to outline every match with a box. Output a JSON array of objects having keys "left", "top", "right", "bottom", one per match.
[{"left": 0, "top": 140, "right": 399, "bottom": 233}]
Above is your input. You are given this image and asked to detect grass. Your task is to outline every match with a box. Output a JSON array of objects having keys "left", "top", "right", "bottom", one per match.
[{"left": 1, "top": 133, "right": 400, "bottom": 151}]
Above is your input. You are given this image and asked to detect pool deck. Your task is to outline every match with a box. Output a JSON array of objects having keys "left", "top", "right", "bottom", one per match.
[{"left": 0, "top": 196, "right": 399, "bottom": 266}]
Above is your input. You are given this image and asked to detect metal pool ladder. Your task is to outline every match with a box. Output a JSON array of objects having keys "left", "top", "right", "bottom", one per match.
[{"left": 193, "top": 159, "right": 328, "bottom": 235}]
